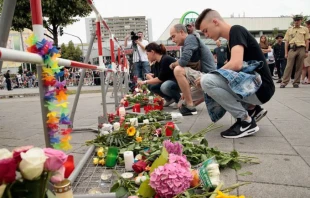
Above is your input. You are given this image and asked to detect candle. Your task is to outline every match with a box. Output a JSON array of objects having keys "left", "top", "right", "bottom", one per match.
[
  {"left": 101, "top": 173, "right": 112, "bottom": 181},
  {"left": 133, "top": 103, "right": 141, "bottom": 112},
  {"left": 143, "top": 119, "right": 149, "bottom": 124},
  {"left": 124, "top": 100, "right": 129, "bottom": 107},
  {"left": 105, "top": 147, "right": 119, "bottom": 167},
  {"left": 148, "top": 96, "right": 154, "bottom": 101},
  {"left": 121, "top": 172, "right": 134, "bottom": 179},
  {"left": 113, "top": 122, "right": 120, "bottom": 131},
  {"left": 165, "top": 121, "right": 175, "bottom": 137},
  {"left": 54, "top": 179, "right": 73, "bottom": 198},
  {"left": 124, "top": 151, "right": 135, "bottom": 171},
  {"left": 130, "top": 118, "right": 138, "bottom": 126},
  {"left": 119, "top": 107, "right": 126, "bottom": 117},
  {"left": 63, "top": 155, "right": 75, "bottom": 178}
]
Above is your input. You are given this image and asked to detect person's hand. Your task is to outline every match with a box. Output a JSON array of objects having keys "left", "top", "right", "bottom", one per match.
[
  {"left": 169, "top": 62, "right": 177, "bottom": 70},
  {"left": 145, "top": 73, "right": 154, "bottom": 80},
  {"left": 195, "top": 77, "right": 201, "bottom": 88},
  {"left": 125, "top": 35, "right": 130, "bottom": 40},
  {"left": 135, "top": 40, "right": 141, "bottom": 45},
  {"left": 137, "top": 80, "right": 144, "bottom": 86},
  {"left": 285, "top": 53, "right": 288, "bottom": 59},
  {"left": 305, "top": 52, "right": 309, "bottom": 58}
]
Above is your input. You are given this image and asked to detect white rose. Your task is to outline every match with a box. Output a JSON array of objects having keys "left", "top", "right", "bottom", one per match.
[
  {"left": 0, "top": 184, "right": 6, "bottom": 198},
  {"left": 19, "top": 148, "right": 47, "bottom": 180},
  {"left": 0, "top": 148, "right": 12, "bottom": 160},
  {"left": 135, "top": 88, "right": 140, "bottom": 92}
]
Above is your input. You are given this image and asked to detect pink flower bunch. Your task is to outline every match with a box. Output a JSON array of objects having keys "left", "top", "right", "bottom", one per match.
[
  {"left": 150, "top": 163, "right": 192, "bottom": 198},
  {"left": 163, "top": 140, "right": 183, "bottom": 155},
  {"left": 168, "top": 154, "right": 191, "bottom": 169}
]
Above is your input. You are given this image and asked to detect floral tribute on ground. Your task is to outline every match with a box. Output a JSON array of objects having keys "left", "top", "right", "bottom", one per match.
[
  {"left": 26, "top": 34, "right": 72, "bottom": 151},
  {"left": 0, "top": 146, "right": 69, "bottom": 198}
]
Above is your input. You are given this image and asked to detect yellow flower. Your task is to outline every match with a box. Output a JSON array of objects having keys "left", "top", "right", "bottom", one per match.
[
  {"left": 93, "top": 157, "right": 99, "bottom": 165},
  {"left": 97, "top": 150, "right": 104, "bottom": 157},
  {"left": 136, "top": 136, "right": 142, "bottom": 142},
  {"left": 127, "top": 126, "right": 136, "bottom": 136},
  {"left": 99, "top": 159, "right": 105, "bottom": 165},
  {"left": 216, "top": 191, "right": 245, "bottom": 198}
]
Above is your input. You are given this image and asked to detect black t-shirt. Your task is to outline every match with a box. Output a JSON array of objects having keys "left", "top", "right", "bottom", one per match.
[
  {"left": 151, "top": 55, "right": 176, "bottom": 82},
  {"left": 214, "top": 46, "right": 227, "bottom": 64},
  {"left": 228, "top": 25, "right": 275, "bottom": 103}
]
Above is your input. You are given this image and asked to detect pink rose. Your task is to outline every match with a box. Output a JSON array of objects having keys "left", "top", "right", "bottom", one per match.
[
  {"left": 43, "top": 148, "right": 68, "bottom": 171},
  {"left": 13, "top": 146, "right": 34, "bottom": 164},
  {"left": 0, "top": 158, "right": 17, "bottom": 185}
]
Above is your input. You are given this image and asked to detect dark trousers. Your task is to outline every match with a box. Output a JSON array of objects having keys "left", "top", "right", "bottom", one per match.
[
  {"left": 6, "top": 79, "right": 12, "bottom": 90},
  {"left": 275, "top": 59, "right": 286, "bottom": 79},
  {"left": 268, "top": 63, "right": 275, "bottom": 76}
]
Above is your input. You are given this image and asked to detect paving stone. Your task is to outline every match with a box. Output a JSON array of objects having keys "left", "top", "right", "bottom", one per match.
[
  {"left": 234, "top": 136, "right": 297, "bottom": 155},
  {"left": 254, "top": 125, "right": 283, "bottom": 137},
  {"left": 294, "top": 146, "right": 310, "bottom": 166},
  {"left": 238, "top": 182, "right": 310, "bottom": 198},
  {"left": 237, "top": 153, "right": 310, "bottom": 188}
]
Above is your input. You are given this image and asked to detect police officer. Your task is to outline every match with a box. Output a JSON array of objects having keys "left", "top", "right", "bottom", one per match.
[{"left": 280, "top": 15, "right": 310, "bottom": 88}]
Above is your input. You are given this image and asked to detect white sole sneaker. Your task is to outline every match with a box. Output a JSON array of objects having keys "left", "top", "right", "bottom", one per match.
[
  {"left": 254, "top": 109, "right": 268, "bottom": 122},
  {"left": 222, "top": 126, "right": 259, "bottom": 139}
]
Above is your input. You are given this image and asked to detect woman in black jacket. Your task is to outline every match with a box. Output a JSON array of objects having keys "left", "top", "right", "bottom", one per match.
[{"left": 4, "top": 70, "right": 12, "bottom": 91}]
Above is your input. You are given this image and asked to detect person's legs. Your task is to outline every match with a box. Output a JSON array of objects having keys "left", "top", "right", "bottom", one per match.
[
  {"left": 275, "top": 60, "right": 282, "bottom": 83},
  {"left": 133, "top": 62, "right": 143, "bottom": 80},
  {"left": 268, "top": 63, "right": 275, "bottom": 77},
  {"left": 148, "top": 84, "right": 171, "bottom": 101},
  {"left": 307, "top": 66, "right": 310, "bottom": 83},
  {"left": 281, "top": 59, "right": 287, "bottom": 77},
  {"left": 174, "top": 66, "right": 193, "bottom": 106},
  {"left": 301, "top": 66, "right": 307, "bottom": 83},
  {"left": 160, "top": 80, "right": 181, "bottom": 103},
  {"left": 281, "top": 50, "right": 297, "bottom": 86},
  {"left": 201, "top": 73, "right": 260, "bottom": 138},
  {"left": 293, "top": 48, "right": 306, "bottom": 85}
]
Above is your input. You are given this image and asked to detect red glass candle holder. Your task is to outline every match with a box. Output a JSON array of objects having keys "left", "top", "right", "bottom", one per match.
[
  {"left": 133, "top": 103, "right": 141, "bottom": 113},
  {"left": 64, "top": 155, "right": 75, "bottom": 178},
  {"left": 124, "top": 100, "right": 129, "bottom": 107},
  {"left": 165, "top": 121, "right": 175, "bottom": 137}
]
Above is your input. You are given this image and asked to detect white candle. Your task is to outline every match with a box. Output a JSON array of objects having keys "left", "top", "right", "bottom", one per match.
[
  {"left": 121, "top": 172, "right": 134, "bottom": 179},
  {"left": 143, "top": 119, "right": 149, "bottom": 124},
  {"left": 113, "top": 122, "right": 120, "bottom": 131},
  {"left": 148, "top": 96, "right": 154, "bottom": 101},
  {"left": 124, "top": 151, "right": 134, "bottom": 171},
  {"left": 119, "top": 107, "right": 126, "bottom": 116}
]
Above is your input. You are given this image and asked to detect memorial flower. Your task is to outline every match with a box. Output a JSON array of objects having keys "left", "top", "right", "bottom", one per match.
[
  {"left": 127, "top": 126, "right": 136, "bottom": 136},
  {"left": 163, "top": 140, "right": 183, "bottom": 155},
  {"left": 136, "top": 136, "right": 142, "bottom": 142}
]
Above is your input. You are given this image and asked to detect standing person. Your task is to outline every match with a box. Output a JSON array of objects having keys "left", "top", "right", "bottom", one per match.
[
  {"left": 301, "top": 17, "right": 310, "bottom": 84},
  {"left": 273, "top": 34, "right": 286, "bottom": 83},
  {"left": 280, "top": 14, "right": 309, "bottom": 88},
  {"left": 259, "top": 35, "right": 271, "bottom": 59},
  {"left": 267, "top": 44, "right": 275, "bottom": 77},
  {"left": 169, "top": 24, "right": 216, "bottom": 116},
  {"left": 124, "top": 31, "right": 150, "bottom": 80},
  {"left": 186, "top": 22, "right": 201, "bottom": 38},
  {"left": 4, "top": 70, "right": 12, "bottom": 91},
  {"left": 137, "top": 43, "right": 180, "bottom": 108},
  {"left": 213, "top": 39, "right": 227, "bottom": 69},
  {"left": 195, "top": 8, "right": 274, "bottom": 138}
]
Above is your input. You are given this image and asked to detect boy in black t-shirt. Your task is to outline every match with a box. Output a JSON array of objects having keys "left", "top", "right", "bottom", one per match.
[{"left": 195, "top": 9, "right": 275, "bottom": 139}]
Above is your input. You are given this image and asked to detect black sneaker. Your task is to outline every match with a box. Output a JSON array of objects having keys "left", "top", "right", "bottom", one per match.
[
  {"left": 221, "top": 118, "right": 259, "bottom": 139},
  {"left": 179, "top": 105, "right": 197, "bottom": 116},
  {"left": 247, "top": 105, "right": 267, "bottom": 122}
]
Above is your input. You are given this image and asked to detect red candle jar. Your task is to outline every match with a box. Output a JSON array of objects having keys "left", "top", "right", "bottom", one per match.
[
  {"left": 165, "top": 121, "right": 175, "bottom": 137},
  {"left": 124, "top": 100, "right": 129, "bottom": 107},
  {"left": 64, "top": 155, "right": 75, "bottom": 178},
  {"left": 133, "top": 103, "right": 141, "bottom": 113},
  {"left": 116, "top": 107, "right": 120, "bottom": 116}
]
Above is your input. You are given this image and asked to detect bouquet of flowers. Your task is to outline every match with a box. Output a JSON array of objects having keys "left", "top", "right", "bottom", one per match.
[{"left": 0, "top": 146, "right": 68, "bottom": 198}]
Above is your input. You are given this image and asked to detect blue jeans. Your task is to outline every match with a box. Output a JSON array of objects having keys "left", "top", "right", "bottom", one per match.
[
  {"left": 148, "top": 80, "right": 181, "bottom": 102},
  {"left": 134, "top": 61, "right": 150, "bottom": 80}
]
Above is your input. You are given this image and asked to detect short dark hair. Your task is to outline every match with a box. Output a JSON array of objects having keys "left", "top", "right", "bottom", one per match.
[{"left": 195, "top": 8, "right": 214, "bottom": 30}]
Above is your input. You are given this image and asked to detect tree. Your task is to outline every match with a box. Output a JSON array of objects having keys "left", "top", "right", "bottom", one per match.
[
  {"left": 0, "top": 0, "right": 91, "bottom": 47},
  {"left": 267, "top": 28, "right": 287, "bottom": 46},
  {"left": 60, "top": 41, "right": 83, "bottom": 62}
]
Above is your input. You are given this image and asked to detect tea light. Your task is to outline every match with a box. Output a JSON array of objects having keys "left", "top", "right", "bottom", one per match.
[
  {"left": 143, "top": 119, "right": 149, "bottom": 124},
  {"left": 54, "top": 179, "right": 73, "bottom": 198},
  {"left": 124, "top": 151, "right": 134, "bottom": 171},
  {"left": 148, "top": 96, "right": 154, "bottom": 102},
  {"left": 113, "top": 122, "right": 120, "bottom": 131},
  {"left": 129, "top": 118, "right": 138, "bottom": 126},
  {"left": 121, "top": 172, "right": 134, "bottom": 179},
  {"left": 101, "top": 173, "right": 112, "bottom": 181},
  {"left": 119, "top": 107, "right": 126, "bottom": 116}
]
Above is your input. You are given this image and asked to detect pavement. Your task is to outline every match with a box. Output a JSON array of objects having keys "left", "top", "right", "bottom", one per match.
[{"left": 1, "top": 83, "right": 310, "bottom": 197}]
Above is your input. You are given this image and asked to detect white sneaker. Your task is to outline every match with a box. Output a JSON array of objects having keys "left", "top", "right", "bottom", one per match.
[
  {"left": 173, "top": 103, "right": 178, "bottom": 109},
  {"left": 164, "top": 99, "right": 174, "bottom": 107}
]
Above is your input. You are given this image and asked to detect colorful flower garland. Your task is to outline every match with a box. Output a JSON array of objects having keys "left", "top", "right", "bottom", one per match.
[{"left": 26, "top": 34, "right": 72, "bottom": 151}]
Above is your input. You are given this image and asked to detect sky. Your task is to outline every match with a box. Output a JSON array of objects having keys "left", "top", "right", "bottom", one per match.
[{"left": 58, "top": 0, "right": 310, "bottom": 45}]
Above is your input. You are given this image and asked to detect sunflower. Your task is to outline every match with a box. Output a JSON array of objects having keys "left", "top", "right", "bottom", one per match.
[
  {"left": 136, "top": 136, "right": 142, "bottom": 142},
  {"left": 127, "top": 126, "right": 136, "bottom": 136}
]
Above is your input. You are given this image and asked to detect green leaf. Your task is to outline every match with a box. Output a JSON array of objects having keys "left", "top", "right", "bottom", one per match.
[
  {"left": 238, "top": 171, "right": 253, "bottom": 176},
  {"left": 150, "top": 147, "right": 168, "bottom": 173},
  {"left": 230, "top": 150, "right": 239, "bottom": 158},
  {"left": 110, "top": 182, "right": 120, "bottom": 192},
  {"left": 184, "top": 191, "right": 191, "bottom": 198},
  {"left": 229, "top": 161, "right": 242, "bottom": 171},
  {"left": 127, "top": 143, "right": 135, "bottom": 151},
  {"left": 115, "top": 186, "right": 128, "bottom": 198},
  {"left": 200, "top": 138, "right": 209, "bottom": 147},
  {"left": 137, "top": 179, "right": 156, "bottom": 198}
]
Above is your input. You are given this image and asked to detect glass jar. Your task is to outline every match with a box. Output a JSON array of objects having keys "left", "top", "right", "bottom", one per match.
[{"left": 53, "top": 179, "right": 73, "bottom": 198}]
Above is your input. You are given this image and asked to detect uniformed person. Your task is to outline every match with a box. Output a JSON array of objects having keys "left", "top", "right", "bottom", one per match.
[
  {"left": 280, "top": 14, "right": 310, "bottom": 88},
  {"left": 301, "top": 17, "right": 310, "bottom": 84}
]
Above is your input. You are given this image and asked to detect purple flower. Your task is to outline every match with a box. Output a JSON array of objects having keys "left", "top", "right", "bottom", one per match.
[
  {"left": 150, "top": 163, "right": 192, "bottom": 198},
  {"left": 169, "top": 154, "right": 191, "bottom": 169},
  {"left": 163, "top": 140, "right": 183, "bottom": 155}
]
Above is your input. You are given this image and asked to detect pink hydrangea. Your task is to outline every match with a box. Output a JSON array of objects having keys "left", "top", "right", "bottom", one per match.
[
  {"left": 163, "top": 140, "right": 183, "bottom": 155},
  {"left": 169, "top": 154, "right": 191, "bottom": 169},
  {"left": 150, "top": 163, "right": 192, "bottom": 198}
]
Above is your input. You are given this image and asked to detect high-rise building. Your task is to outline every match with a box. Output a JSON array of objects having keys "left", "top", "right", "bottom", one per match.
[{"left": 85, "top": 16, "right": 152, "bottom": 43}]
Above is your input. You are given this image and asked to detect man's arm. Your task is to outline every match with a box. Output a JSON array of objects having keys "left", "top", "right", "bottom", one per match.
[
  {"left": 285, "top": 41, "right": 289, "bottom": 59},
  {"left": 124, "top": 35, "right": 130, "bottom": 47},
  {"left": 178, "top": 36, "right": 198, "bottom": 67},
  {"left": 136, "top": 40, "right": 147, "bottom": 51},
  {"left": 221, "top": 45, "right": 244, "bottom": 71}
]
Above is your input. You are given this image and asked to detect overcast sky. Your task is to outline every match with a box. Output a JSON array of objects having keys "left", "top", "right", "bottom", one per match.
[{"left": 58, "top": 0, "right": 310, "bottom": 45}]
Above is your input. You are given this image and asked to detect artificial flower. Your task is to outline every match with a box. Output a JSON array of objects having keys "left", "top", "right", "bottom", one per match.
[
  {"left": 0, "top": 158, "right": 17, "bottom": 185},
  {"left": 47, "top": 111, "right": 57, "bottom": 119},
  {"left": 150, "top": 163, "right": 193, "bottom": 198},
  {"left": 93, "top": 157, "right": 99, "bottom": 165},
  {"left": 19, "top": 147, "right": 47, "bottom": 180},
  {"left": 12, "top": 145, "right": 33, "bottom": 163},
  {"left": 169, "top": 154, "right": 191, "bottom": 169},
  {"left": 132, "top": 160, "right": 147, "bottom": 174},
  {"left": 127, "top": 126, "right": 136, "bottom": 136},
  {"left": 0, "top": 148, "right": 12, "bottom": 160},
  {"left": 46, "top": 116, "right": 59, "bottom": 124},
  {"left": 136, "top": 136, "right": 142, "bottom": 142},
  {"left": 61, "top": 135, "right": 72, "bottom": 143},
  {"left": 216, "top": 191, "right": 245, "bottom": 198},
  {"left": 60, "top": 128, "right": 72, "bottom": 135},
  {"left": 43, "top": 148, "right": 68, "bottom": 171},
  {"left": 56, "top": 102, "right": 69, "bottom": 108},
  {"left": 59, "top": 141, "right": 72, "bottom": 151},
  {"left": 163, "top": 140, "right": 183, "bottom": 155}
]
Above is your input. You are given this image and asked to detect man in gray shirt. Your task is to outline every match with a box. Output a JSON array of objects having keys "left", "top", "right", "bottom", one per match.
[{"left": 170, "top": 24, "right": 216, "bottom": 116}]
